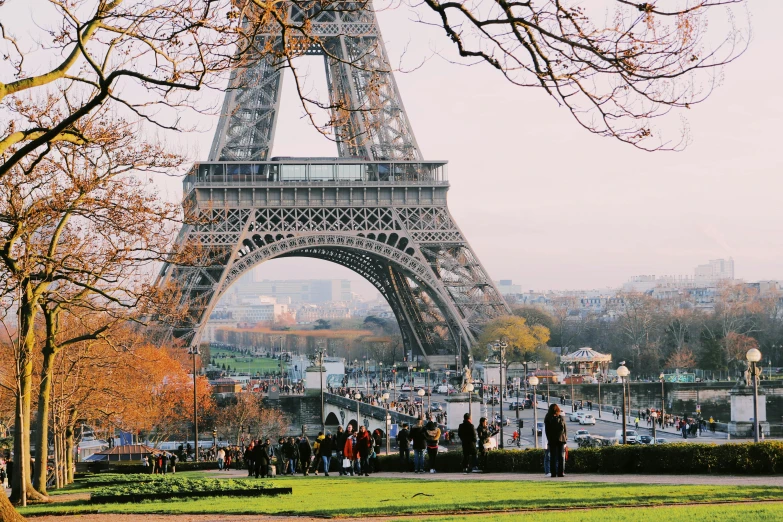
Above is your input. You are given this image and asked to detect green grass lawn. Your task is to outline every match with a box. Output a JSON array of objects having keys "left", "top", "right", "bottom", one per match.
[
  {"left": 210, "top": 348, "right": 285, "bottom": 374},
  {"left": 18, "top": 476, "right": 783, "bottom": 518},
  {"left": 409, "top": 503, "right": 783, "bottom": 522}
]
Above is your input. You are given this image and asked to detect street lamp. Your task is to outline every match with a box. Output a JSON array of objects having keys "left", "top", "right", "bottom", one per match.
[
  {"left": 417, "top": 388, "right": 426, "bottom": 419},
  {"left": 187, "top": 345, "right": 200, "bottom": 462},
  {"left": 650, "top": 411, "right": 658, "bottom": 443},
  {"left": 529, "top": 376, "right": 540, "bottom": 449},
  {"left": 355, "top": 392, "right": 362, "bottom": 428},
  {"left": 382, "top": 392, "right": 390, "bottom": 454},
  {"left": 466, "top": 383, "right": 474, "bottom": 420},
  {"left": 493, "top": 340, "right": 508, "bottom": 449},
  {"left": 568, "top": 364, "right": 575, "bottom": 411},
  {"left": 212, "top": 428, "right": 218, "bottom": 449},
  {"left": 426, "top": 368, "right": 431, "bottom": 417},
  {"left": 545, "top": 362, "right": 550, "bottom": 405},
  {"left": 617, "top": 364, "right": 630, "bottom": 445},
  {"left": 747, "top": 347, "right": 762, "bottom": 443},
  {"left": 318, "top": 347, "right": 326, "bottom": 433},
  {"left": 659, "top": 373, "right": 666, "bottom": 429}
]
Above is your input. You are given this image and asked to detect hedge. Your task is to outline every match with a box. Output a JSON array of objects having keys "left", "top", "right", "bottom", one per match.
[
  {"left": 90, "top": 477, "right": 290, "bottom": 503},
  {"left": 376, "top": 442, "right": 783, "bottom": 475},
  {"left": 100, "top": 461, "right": 220, "bottom": 474}
]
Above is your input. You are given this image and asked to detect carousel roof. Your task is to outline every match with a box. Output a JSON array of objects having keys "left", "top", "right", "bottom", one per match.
[{"left": 561, "top": 347, "right": 612, "bottom": 363}]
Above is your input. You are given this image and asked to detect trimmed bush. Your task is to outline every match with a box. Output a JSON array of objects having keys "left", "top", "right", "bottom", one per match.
[
  {"left": 376, "top": 442, "right": 783, "bottom": 475},
  {"left": 90, "top": 477, "right": 290, "bottom": 503}
]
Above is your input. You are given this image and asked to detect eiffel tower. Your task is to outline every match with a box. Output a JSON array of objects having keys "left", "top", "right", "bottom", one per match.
[{"left": 158, "top": 1, "right": 509, "bottom": 365}]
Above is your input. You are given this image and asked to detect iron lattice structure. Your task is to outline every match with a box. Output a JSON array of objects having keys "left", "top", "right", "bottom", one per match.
[{"left": 158, "top": 2, "right": 509, "bottom": 363}]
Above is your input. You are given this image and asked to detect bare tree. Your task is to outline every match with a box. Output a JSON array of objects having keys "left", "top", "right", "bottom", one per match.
[{"left": 415, "top": 0, "right": 749, "bottom": 150}]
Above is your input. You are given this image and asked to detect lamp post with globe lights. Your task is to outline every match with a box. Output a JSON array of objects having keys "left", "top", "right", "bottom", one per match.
[
  {"left": 617, "top": 364, "right": 630, "bottom": 445},
  {"left": 747, "top": 347, "right": 762, "bottom": 443},
  {"left": 382, "top": 392, "right": 391, "bottom": 454},
  {"left": 417, "top": 388, "right": 426, "bottom": 419},
  {"left": 545, "top": 362, "right": 550, "bottom": 405},
  {"left": 355, "top": 392, "right": 362, "bottom": 428},
  {"left": 650, "top": 411, "right": 658, "bottom": 443},
  {"left": 568, "top": 364, "right": 575, "bottom": 411},
  {"left": 659, "top": 373, "right": 666, "bottom": 429},
  {"left": 529, "top": 376, "right": 540, "bottom": 449},
  {"left": 466, "top": 383, "right": 475, "bottom": 420}
]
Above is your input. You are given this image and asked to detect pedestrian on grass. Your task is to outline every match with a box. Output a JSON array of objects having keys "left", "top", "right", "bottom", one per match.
[
  {"left": 544, "top": 403, "right": 567, "bottom": 478},
  {"left": 356, "top": 425, "right": 372, "bottom": 476},
  {"left": 298, "top": 436, "right": 312, "bottom": 476},
  {"left": 425, "top": 421, "right": 441, "bottom": 474},
  {"left": 410, "top": 419, "right": 427, "bottom": 474},
  {"left": 343, "top": 425, "right": 356, "bottom": 476},
  {"left": 169, "top": 453, "right": 177, "bottom": 474},
  {"left": 397, "top": 423, "right": 411, "bottom": 472},
  {"left": 245, "top": 442, "right": 255, "bottom": 477},
  {"left": 318, "top": 432, "right": 333, "bottom": 477},
  {"left": 335, "top": 426, "right": 347, "bottom": 476},
  {"left": 458, "top": 413, "right": 477, "bottom": 474},
  {"left": 477, "top": 417, "right": 491, "bottom": 472}
]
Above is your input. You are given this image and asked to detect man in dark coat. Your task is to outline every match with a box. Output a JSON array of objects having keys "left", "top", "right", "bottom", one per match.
[
  {"left": 298, "top": 436, "right": 312, "bottom": 476},
  {"left": 458, "top": 413, "right": 477, "bottom": 473},
  {"left": 544, "top": 403, "right": 568, "bottom": 477},
  {"left": 396, "top": 423, "right": 410, "bottom": 472},
  {"left": 410, "top": 419, "right": 427, "bottom": 473}
]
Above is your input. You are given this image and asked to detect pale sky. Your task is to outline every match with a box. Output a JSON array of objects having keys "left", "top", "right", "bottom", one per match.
[{"left": 3, "top": 1, "right": 781, "bottom": 300}]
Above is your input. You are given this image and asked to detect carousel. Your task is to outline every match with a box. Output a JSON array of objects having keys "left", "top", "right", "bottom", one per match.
[{"left": 561, "top": 347, "right": 612, "bottom": 380}]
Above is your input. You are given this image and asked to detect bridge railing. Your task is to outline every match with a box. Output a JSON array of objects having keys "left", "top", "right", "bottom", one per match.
[{"left": 324, "top": 393, "right": 419, "bottom": 427}]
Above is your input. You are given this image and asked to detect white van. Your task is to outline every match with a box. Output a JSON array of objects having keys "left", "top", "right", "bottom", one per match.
[{"left": 614, "top": 429, "right": 639, "bottom": 443}]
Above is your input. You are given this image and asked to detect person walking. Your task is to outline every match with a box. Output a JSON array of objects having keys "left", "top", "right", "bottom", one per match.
[
  {"left": 410, "top": 419, "right": 427, "bottom": 474},
  {"left": 284, "top": 437, "right": 298, "bottom": 475},
  {"left": 216, "top": 447, "right": 225, "bottom": 471},
  {"left": 312, "top": 432, "right": 324, "bottom": 475},
  {"left": 342, "top": 426, "right": 356, "bottom": 476},
  {"left": 356, "top": 425, "right": 372, "bottom": 477},
  {"left": 318, "top": 432, "right": 333, "bottom": 477},
  {"left": 335, "top": 426, "right": 348, "bottom": 476},
  {"left": 169, "top": 453, "right": 177, "bottom": 474},
  {"left": 425, "top": 420, "right": 441, "bottom": 473},
  {"left": 544, "top": 404, "right": 567, "bottom": 478},
  {"left": 458, "top": 413, "right": 477, "bottom": 474},
  {"left": 298, "top": 436, "right": 312, "bottom": 476},
  {"left": 245, "top": 442, "right": 255, "bottom": 477},
  {"left": 397, "top": 423, "right": 411, "bottom": 472}
]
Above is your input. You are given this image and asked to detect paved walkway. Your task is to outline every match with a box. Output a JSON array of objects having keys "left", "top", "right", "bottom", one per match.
[{"left": 204, "top": 468, "right": 783, "bottom": 486}]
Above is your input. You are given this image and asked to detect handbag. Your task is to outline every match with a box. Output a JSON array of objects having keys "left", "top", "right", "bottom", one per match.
[{"left": 342, "top": 458, "right": 351, "bottom": 468}]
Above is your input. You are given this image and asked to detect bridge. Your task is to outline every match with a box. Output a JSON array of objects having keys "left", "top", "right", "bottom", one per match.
[{"left": 321, "top": 393, "right": 419, "bottom": 435}]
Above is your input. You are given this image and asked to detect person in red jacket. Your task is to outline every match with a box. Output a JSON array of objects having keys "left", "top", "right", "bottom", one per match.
[
  {"left": 342, "top": 425, "right": 356, "bottom": 476},
  {"left": 356, "top": 425, "right": 373, "bottom": 477}
]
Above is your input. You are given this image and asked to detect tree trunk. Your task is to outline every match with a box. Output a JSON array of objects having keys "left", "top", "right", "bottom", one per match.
[
  {"left": 34, "top": 347, "right": 56, "bottom": 495},
  {"left": 0, "top": 492, "right": 26, "bottom": 521},
  {"left": 65, "top": 424, "right": 75, "bottom": 484},
  {"left": 11, "top": 357, "right": 44, "bottom": 502}
]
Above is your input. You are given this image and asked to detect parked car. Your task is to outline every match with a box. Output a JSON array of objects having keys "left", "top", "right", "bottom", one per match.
[
  {"left": 580, "top": 414, "right": 596, "bottom": 425},
  {"left": 508, "top": 400, "right": 524, "bottom": 411},
  {"left": 574, "top": 429, "right": 590, "bottom": 442},
  {"left": 398, "top": 393, "right": 410, "bottom": 403},
  {"left": 400, "top": 384, "right": 412, "bottom": 391},
  {"left": 431, "top": 402, "right": 444, "bottom": 412},
  {"left": 638, "top": 435, "right": 654, "bottom": 445},
  {"left": 655, "top": 438, "right": 668, "bottom": 444}
]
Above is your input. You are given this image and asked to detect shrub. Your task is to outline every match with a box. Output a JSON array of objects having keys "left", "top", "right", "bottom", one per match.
[
  {"left": 376, "top": 442, "right": 783, "bottom": 475},
  {"left": 90, "top": 477, "right": 290, "bottom": 503}
]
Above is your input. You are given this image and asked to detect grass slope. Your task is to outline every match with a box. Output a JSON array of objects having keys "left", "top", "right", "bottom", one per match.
[
  {"left": 210, "top": 348, "right": 284, "bottom": 374},
  {"left": 18, "top": 476, "right": 783, "bottom": 518}
]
